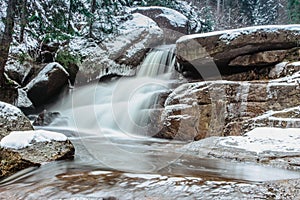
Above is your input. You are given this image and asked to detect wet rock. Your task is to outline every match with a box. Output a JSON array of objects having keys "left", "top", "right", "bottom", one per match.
[
  {"left": 0, "top": 101, "right": 33, "bottom": 140},
  {"left": 0, "top": 86, "right": 18, "bottom": 105},
  {"left": 0, "top": 130, "right": 75, "bottom": 179},
  {"left": 176, "top": 25, "right": 300, "bottom": 78},
  {"left": 133, "top": 7, "right": 188, "bottom": 43},
  {"left": 24, "top": 62, "right": 69, "bottom": 106},
  {"left": 156, "top": 69, "right": 300, "bottom": 140},
  {"left": 32, "top": 110, "right": 61, "bottom": 126}
]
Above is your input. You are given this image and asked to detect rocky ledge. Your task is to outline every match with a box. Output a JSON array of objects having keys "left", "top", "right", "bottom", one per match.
[
  {"left": 176, "top": 25, "right": 300, "bottom": 78},
  {"left": 0, "top": 102, "right": 74, "bottom": 179}
]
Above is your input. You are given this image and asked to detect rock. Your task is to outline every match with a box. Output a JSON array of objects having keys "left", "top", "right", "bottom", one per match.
[
  {"left": 180, "top": 127, "right": 300, "bottom": 170},
  {"left": 5, "top": 59, "right": 33, "bottom": 85},
  {"left": 156, "top": 68, "right": 300, "bottom": 140},
  {"left": 229, "top": 50, "right": 287, "bottom": 67},
  {"left": 0, "top": 130, "right": 74, "bottom": 179},
  {"left": 0, "top": 101, "right": 33, "bottom": 140},
  {"left": 15, "top": 88, "right": 34, "bottom": 110},
  {"left": 69, "top": 14, "right": 163, "bottom": 84},
  {"left": 32, "top": 110, "right": 61, "bottom": 126},
  {"left": 0, "top": 86, "right": 18, "bottom": 105},
  {"left": 103, "top": 13, "right": 163, "bottom": 67},
  {"left": 133, "top": 6, "right": 188, "bottom": 43},
  {"left": 176, "top": 25, "right": 300, "bottom": 78},
  {"left": 24, "top": 62, "right": 69, "bottom": 106}
]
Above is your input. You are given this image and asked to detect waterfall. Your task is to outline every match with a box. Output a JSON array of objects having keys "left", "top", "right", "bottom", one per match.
[{"left": 50, "top": 45, "right": 176, "bottom": 137}]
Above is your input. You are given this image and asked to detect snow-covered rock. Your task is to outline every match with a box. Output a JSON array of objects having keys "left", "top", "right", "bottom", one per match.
[
  {"left": 5, "top": 59, "right": 33, "bottom": 86},
  {"left": 133, "top": 6, "right": 188, "bottom": 42},
  {"left": 0, "top": 130, "right": 67, "bottom": 149},
  {"left": 0, "top": 130, "right": 74, "bottom": 179},
  {"left": 16, "top": 88, "right": 33, "bottom": 109},
  {"left": 69, "top": 13, "right": 164, "bottom": 84},
  {"left": 180, "top": 127, "right": 300, "bottom": 170},
  {"left": 176, "top": 25, "right": 300, "bottom": 78},
  {"left": 0, "top": 101, "right": 33, "bottom": 140},
  {"left": 24, "top": 62, "right": 69, "bottom": 106}
]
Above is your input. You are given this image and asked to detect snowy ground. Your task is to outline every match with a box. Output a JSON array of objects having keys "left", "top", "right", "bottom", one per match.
[{"left": 219, "top": 127, "right": 300, "bottom": 154}]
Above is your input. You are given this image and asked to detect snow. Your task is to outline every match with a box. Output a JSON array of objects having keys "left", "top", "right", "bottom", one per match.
[
  {"left": 0, "top": 130, "right": 68, "bottom": 149},
  {"left": 177, "top": 25, "right": 300, "bottom": 44},
  {"left": 0, "top": 102, "right": 24, "bottom": 120},
  {"left": 219, "top": 127, "right": 300, "bottom": 154},
  {"left": 134, "top": 6, "right": 188, "bottom": 28},
  {"left": 24, "top": 62, "right": 69, "bottom": 91},
  {"left": 16, "top": 89, "right": 33, "bottom": 108}
]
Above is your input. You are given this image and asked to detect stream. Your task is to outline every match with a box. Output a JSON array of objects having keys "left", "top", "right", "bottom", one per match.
[{"left": 1, "top": 45, "right": 300, "bottom": 199}]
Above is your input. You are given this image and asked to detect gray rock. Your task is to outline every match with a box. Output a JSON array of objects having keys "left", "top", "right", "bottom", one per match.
[
  {"left": 0, "top": 101, "right": 33, "bottom": 140},
  {"left": 24, "top": 62, "right": 69, "bottom": 106}
]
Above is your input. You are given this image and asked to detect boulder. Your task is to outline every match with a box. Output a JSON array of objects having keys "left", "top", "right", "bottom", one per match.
[
  {"left": 0, "top": 130, "right": 74, "bottom": 179},
  {"left": 0, "top": 102, "right": 33, "bottom": 140},
  {"left": 133, "top": 6, "right": 188, "bottom": 43},
  {"left": 176, "top": 25, "right": 300, "bottom": 78},
  {"left": 180, "top": 127, "right": 300, "bottom": 170},
  {"left": 24, "top": 62, "right": 69, "bottom": 106},
  {"left": 156, "top": 67, "right": 300, "bottom": 141},
  {"left": 69, "top": 13, "right": 163, "bottom": 84},
  {"left": 5, "top": 59, "right": 33, "bottom": 86}
]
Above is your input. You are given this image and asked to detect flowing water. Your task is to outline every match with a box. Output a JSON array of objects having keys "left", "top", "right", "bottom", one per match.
[{"left": 1, "top": 45, "right": 300, "bottom": 199}]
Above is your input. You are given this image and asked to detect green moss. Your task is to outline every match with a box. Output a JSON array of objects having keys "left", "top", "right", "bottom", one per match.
[{"left": 55, "top": 50, "right": 81, "bottom": 70}]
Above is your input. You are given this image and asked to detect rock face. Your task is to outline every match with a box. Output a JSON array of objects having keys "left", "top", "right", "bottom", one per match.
[
  {"left": 0, "top": 130, "right": 75, "bottom": 179},
  {"left": 24, "top": 62, "right": 69, "bottom": 106},
  {"left": 176, "top": 25, "right": 300, "bottom": 78},
  {"left": 156, "top": 65, "right": 300, "bottom": 141},
  {"left": 0, "top": 102, "right": 33, "bottom": 140},
  {"left": 133, "top": 6, "right": 188, "bottom": 43}
]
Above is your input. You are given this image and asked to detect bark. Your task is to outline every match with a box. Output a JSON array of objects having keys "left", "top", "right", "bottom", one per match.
[
  {"left": 88, "top": 0, "right": 96, "bottom": 38},
  {"left": 67, "top": 0, "right": 73, "bottom": 33},
  {"left": 19, "top": 0, "right": 28, "bottom": 43},
  {"left": 0, "top": 0, "right": 17, "bottom": 87}
]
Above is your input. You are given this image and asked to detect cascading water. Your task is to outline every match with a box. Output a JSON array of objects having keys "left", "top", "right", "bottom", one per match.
[{"left": 50, "top": 44, "right": 176, "bottom": 137}]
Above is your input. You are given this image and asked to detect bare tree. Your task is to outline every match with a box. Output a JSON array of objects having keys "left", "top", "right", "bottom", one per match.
[
  {"left": 19, "top": 0, "right": 28, "bottom": 42},
  {"left": 88, "top": 0, "right": 96, "bottom": 38},
  {"left": 0, "top": 0, "right": 17, "bottom": 87}
]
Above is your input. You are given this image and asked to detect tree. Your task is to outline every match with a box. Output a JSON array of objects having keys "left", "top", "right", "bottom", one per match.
[
  {"left": 0, "top": 0, "right": 17, "bottom": 87},
  {"left": 288, "top": 0, "right": 300, "bottom": 23},
  {"left": 19, "top": 0, "right": 28, "bottom": 42},
  {"left": 88, "top": 0, "right": 96, "bottom": 38}
]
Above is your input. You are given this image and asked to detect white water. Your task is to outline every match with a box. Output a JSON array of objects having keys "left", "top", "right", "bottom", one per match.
[{"left": 50, "top": 45, "right": 176, "bottom": 137}]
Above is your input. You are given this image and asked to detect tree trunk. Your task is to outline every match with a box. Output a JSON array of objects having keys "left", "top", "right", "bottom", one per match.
[
  {"left": 0, "top": 0, "right": 17, "bottom": 87},
  {"left": 67, "top": 0, "right": 74, "bottom": 33},
  {"left": 88, "top": 0, "right": 96, "bottom": 38},
  {"left": 19, "top": 0, "right": 28, "bottom": 43}
]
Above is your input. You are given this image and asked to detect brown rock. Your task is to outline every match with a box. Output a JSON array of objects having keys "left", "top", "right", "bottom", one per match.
[{"left": 176, "top": 25, "right": 300, "bottom": 77}]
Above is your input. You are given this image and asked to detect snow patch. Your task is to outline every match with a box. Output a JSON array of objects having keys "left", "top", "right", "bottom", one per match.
[
  {"left": 134, "top": 6, "right": 188, "bottom": 28},
  {"left": 220, "top": 127, "right": 300, "bottom": 154},
  {"left": 16, "top": 89, "right": 33, "bottom": 108},
  {"left": 0, "top": 130, "right": 68, "bottom": 149},
  {"left": 0, "top": 102, "right": 24, "bottom": 120},
  {"left": 177, "top": 25, "right": 300, "bottom": 44}
]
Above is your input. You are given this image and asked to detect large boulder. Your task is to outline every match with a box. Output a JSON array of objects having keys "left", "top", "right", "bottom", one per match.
[
  {"left": 0, "top": 102, "right": 33, "bottom": 140},
  {"left": 176, "top": 25, "right": 300, "bottom": 78},
  {"left": 0, "top": 130, "right": 74, "bottom": 179},
  {"left": 155, "top": 64, "right": 300, "bottom": 141},
  {"left": 133, "top": 6, "right": 188, "bottom": 43},
  {"left": 24, "top": 62, "right": 69, "bottom": 106},
  {"left": 69, "top": 13, "right": 163, "bottom": 84}
]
